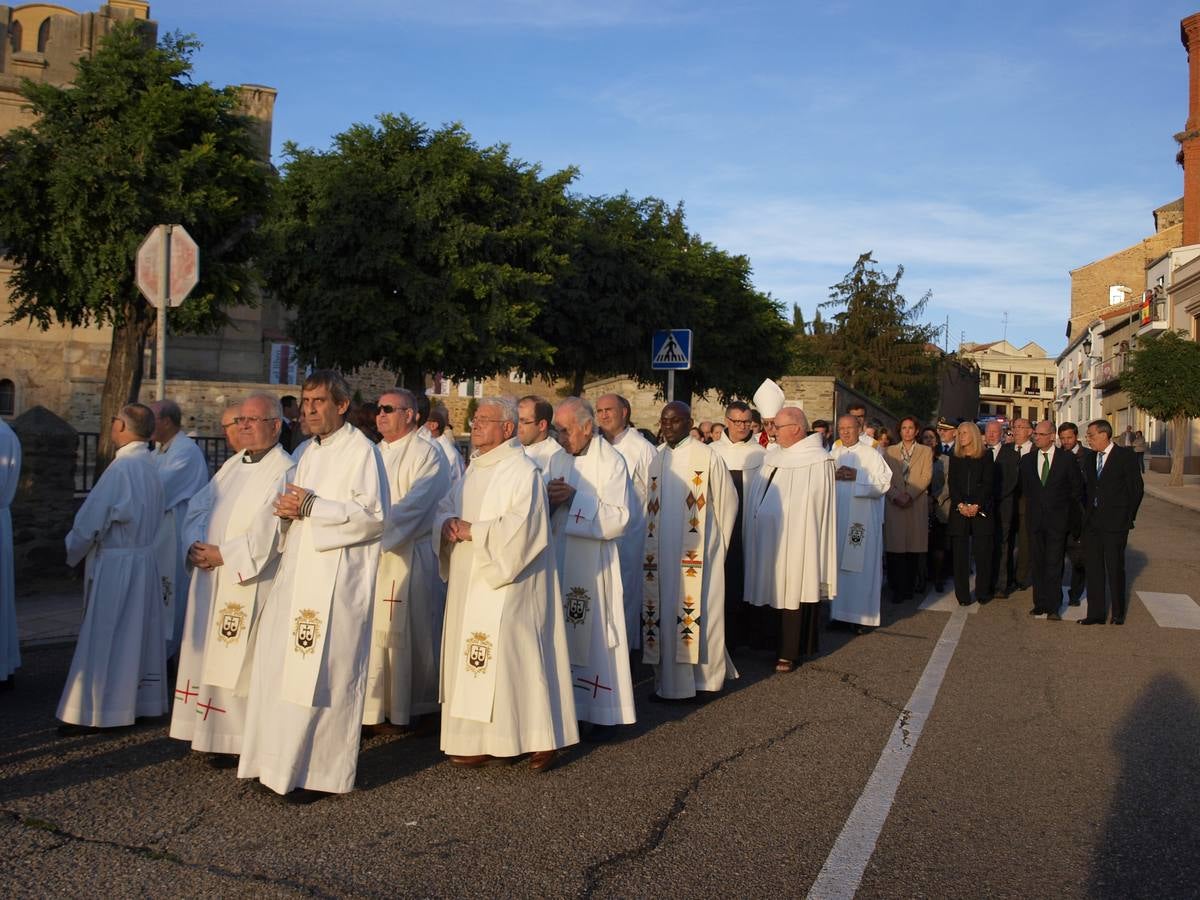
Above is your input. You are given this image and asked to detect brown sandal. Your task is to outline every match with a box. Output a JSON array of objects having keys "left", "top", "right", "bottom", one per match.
[{"left": 775, "top": 659, "right": 795, "bottom": 673}]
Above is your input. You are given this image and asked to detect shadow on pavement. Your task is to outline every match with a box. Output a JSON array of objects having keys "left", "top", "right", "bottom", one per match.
[{"left": 1089, "top": 673, "right": 1200, "bottom": 898}]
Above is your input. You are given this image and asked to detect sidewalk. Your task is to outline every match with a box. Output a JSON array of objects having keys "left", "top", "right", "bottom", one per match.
[
  {"left": 1142, "top": 469, "right": 1200, "bottom": 513},
  {"left": 15, "top": 577, "right": 84, "bottom": 648}
]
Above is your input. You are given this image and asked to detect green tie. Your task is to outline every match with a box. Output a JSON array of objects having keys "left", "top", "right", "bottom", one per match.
[{"left": 1040, "top": 451, "right": 1049, "bottom": 485}]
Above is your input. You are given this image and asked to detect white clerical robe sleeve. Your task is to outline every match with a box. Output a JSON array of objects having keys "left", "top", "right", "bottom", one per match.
[
  {"left": 306, "top": 454, "right": 387, "bottom": 552},
  {"left": 158, "top": 442, "right": 209, "bottom": 510},
  {"left": 853, "top": 453, "right": 892, "bottom": 499},
  {"left": 564, "top": 465, "right": 630, "bottom": 543},
  {"left": 708, "top": 453, "right": 739, "bottom": 554},
  {"left": 382, "top": 450, "right": 449, "bottom": 554},
  {"left": 65, "top": 469, "right": 131, "bottom": 566},
  {"left": 219, "top": 472, "right": 291, "bottom": 585},
  {"left": 180, "top": 479, "right": 217, "bottom": 567},
  {"left": 472, "top": 470, "right": 551, "bottom": 590}
]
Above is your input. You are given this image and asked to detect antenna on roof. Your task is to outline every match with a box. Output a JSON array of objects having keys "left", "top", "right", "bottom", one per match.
[{"left": 1002, "top": 311, "right": 1008, "bottom": 342}]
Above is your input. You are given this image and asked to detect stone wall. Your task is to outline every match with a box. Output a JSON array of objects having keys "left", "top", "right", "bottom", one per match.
[
  {"left": 1069, "top": 224, "right": 1182, "bottom": 337},
  {"left": 9, "top": 406, "right": 77, "bottom": 577}
]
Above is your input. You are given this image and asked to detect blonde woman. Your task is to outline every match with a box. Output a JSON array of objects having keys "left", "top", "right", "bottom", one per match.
[
  {"left": 884, "top": 416, "right": 932, "bottom": 602},
  {"left": 947, "top": 421, "right": 995, "bottom": 606}
]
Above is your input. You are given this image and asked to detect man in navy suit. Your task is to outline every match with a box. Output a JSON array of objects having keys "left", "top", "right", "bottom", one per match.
[
  {"left": 1079, "top": 420, "right": 1144, "bottom": 625},
  {"left": 1019, "top": 420, "right": 1084, "bottom": 619}
]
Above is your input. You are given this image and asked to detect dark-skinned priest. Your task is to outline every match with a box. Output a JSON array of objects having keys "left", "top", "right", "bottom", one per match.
[
  {"left": 743, "top": 406, "right": 838, "bottom": 672},
  {"left": 435, "top": 397, "right": 578, "bottom": 772},
  {"left": 238, "top": 371, "right": 388, "bottom": 799},
  {"left": 642, "top": 401, "right": 738, "bottom": 701}
]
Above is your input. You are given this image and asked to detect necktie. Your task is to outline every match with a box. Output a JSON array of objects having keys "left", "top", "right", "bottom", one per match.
[
  {"left": 1040, "top": 451, "right": 1049, "bottom": 485},
  {"left": 1096, "top": 451, "right": 1105, "bottom": 478}
]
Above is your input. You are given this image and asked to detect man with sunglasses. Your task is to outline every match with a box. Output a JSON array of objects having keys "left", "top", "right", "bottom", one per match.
[{"left": 363, "top": 389, "right": 451, "bottom": 736}]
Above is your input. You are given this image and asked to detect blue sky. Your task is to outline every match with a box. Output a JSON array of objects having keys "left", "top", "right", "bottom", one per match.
[{"left": 149, "top": 0, "right": 1198, "bottom": 359}]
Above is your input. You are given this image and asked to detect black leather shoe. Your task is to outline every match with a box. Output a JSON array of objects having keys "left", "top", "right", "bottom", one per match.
[
  {"left": 995, "top": 590, "right": 1010, "bottom": 600},
  {"left": 958, "top": 598, "right": 972, "bottom": 606},
  {"left": 976, "top": 595, "right": 992, "bottom": 606},
  {"left": 1067, "top": 598, "right": 1082, "bottom": 607},
  {"left": 1027, "top": 608, "right": 1041, "bottom": 616},
  {"left": 1110, "top": 617, "right": 1125, "bottom": 625},
  {"left": 1047, "top": 612, "right": 1062, "bottom": 621},
  {"left": 1079, "top": 618, "right": 1106, "bottom": 625}
]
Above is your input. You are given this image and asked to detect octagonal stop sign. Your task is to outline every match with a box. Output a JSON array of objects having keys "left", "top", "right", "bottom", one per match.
[{"left": 136, "top": 224, "right": 199, "bottom": 308}]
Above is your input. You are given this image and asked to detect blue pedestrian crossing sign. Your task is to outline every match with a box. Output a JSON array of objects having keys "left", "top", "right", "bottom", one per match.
[{"left": 651, "top": 329, "right": 693, "bottom": 370}]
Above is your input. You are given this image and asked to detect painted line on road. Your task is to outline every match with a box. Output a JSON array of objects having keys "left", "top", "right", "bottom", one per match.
[
  {"left": 1137, "top": 591, "right": 1200, "bottom": 630},
  {"left": 807, "top": 606, "right": 970, "bottom": 900}
]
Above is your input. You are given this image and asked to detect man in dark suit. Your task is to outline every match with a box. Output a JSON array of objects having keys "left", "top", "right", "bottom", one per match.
[
  {"left": 985, "top": 420, "right": 1020, "bottom": 598},
  {"left": 1019, "top": 420, "right": 1084, "bottom": 619},
  {"left": 1009, "top": 418, "right": 1035, "bottom": 592},
  {"left": 1057, "top": 422, "right": 1088, "bottom": 605},
  {"left": 1079, "top": 419, "right": 1144, "bottom": 625}
]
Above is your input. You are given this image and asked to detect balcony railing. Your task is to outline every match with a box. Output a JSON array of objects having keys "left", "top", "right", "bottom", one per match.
[{"left": 1093, "top": 354, "right": 1126, "bottom": 389}]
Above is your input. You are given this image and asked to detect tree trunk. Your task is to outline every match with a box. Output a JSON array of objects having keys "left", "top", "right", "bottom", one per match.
[
  {"left": 571, "top": 369, "right": 586, "bottom": 397},
  {"left": 1170, "top": 414, "right": 1188, "bottom": 487},
  {"left": 96, "top": 299, "right": 154, "bottom": 475}
]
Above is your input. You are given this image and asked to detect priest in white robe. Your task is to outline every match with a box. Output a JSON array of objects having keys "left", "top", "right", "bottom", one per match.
[
  {"left": 58, "top": 404, "right": 167, "bottom": 728},
  {"left": 830, "top": 415, "right": 892, "bottom": 632},
  {"left": 518, "top": 395, "right": 564, "bottom": 478},
  {"left": 743, "top": 407, "right": 837, "bottom": 672},
  {"left": 149, "top": 399, "right": 210, "bottom": 660},
  {"left": 0, "top": 418, "right": 20, "bottom": 685},
  {"left": 712, "top": 400, "right": 764, "bottom": 650},
  {"left": 238, "top": 371, "right": 388, "bottom": 797},
  {"left": 595, "top": 393, "right": 657, "bottom": 649},
  {"left": 425, "top": 405, "right": 464, "bottom": 483},
  {"left": 546, "top": 398, "right": 636, "bottom": 737},
  {"left": 642, "top": 402, "right": 739, "bottom": 701},
  {"left": 169, "top": 394, "right": 293, "bottom": 758},
  {"left": 363, "top": 389, "right": 451, "bottom": 734},
  {"left": 435, "top": 396, "right": 578, "bottom": 771}
]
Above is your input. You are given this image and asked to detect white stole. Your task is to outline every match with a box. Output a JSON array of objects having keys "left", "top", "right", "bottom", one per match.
[
  {"left": 373, "top": 436, "right": 419, "bottom": 650},
  {"left": 154, "top": 508, "right": 179, "bottom": 640},
  {"left": 642, "top": 441, "right": 708, "bottom": 665}
]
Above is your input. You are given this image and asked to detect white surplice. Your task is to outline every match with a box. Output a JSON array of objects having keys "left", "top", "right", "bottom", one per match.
[
  {"left": 0, "top": 420, "right": 20, "bottom": 680},
  {"left": 363, "top": 429, "right": 451, "bottom": 726},
  {"left": 435, "top": 431, "right": 465, "bottom": 483},
  {"left": 434, "top": 438, "right": 578, "bottom": 757},
  {"left": 830, "top": 440, "right": 892, "bottom": 627},
  {"left": 238, "top": 423, "right": 387, "bottom": 795},
  {"left": 743, "top": 433, "right": 838, "bottom": 609},
  {"left": 169, "top": 445, "right": 293, "bottom": 754},
  {"left": 523, "top": 437, "right": 565, "bottom": 481},
  {"left": 645, "top": 437, "right": 739, "bottom": 699},
  {"left": 151, "top": 431, "right": 210, "bottom": 656},
  {"left": 57, "top": 442, "right": 167, "bottom": 726},
  {"left": 607, "top": 426, "right": 657, "bottom": 649},
  {"left": 546, "top": 436, "right": 636, "bottom": 726}
]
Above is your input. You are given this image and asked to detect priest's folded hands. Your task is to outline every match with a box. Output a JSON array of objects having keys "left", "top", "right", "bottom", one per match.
[
  {"left": 187, "top": 541, "right": 224, "bottom": 570},
  {"left": 441, "top": 516, "right": 473, "bottom": 543},
  {"left": 274, "top": 482, "right": 315, "bottom": 519},
  {"left": 546, "top": 476, "right": 576, "bottom": 510},
  {"left": 835, "top": 465, "right": 858, "bottom": 481}
]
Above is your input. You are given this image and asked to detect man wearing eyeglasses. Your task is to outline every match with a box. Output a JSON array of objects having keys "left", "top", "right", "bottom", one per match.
[
  {"left": 170, "top": 393, "right": 293, "bottom": 762},
  {"left": 239, "top": 370, "right": 388, "bottom": 798},
  {"left": 595, "top": 393, "right": 656, "bottom": 648},
  {"left": 149, "top": 399, "right": 211, "bottom": 662},
  {"left": 641, "top": 401, "right": 739, "bottom": 701},
  {"left": 518, "top": 394, "right": 563, "bottom": 479},
  {"left": 363, "top": 389, "right": 451, "bottom": 736},
  {"left": 435, "top": 396, "right": 578, "bottom": 772},
  {"left": 712, "top": 401, "right": 764, "bottom": 651}
]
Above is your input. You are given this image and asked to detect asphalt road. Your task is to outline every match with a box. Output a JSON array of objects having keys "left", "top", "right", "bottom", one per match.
[{"left": 2, "top": 495, "right": 1198, "bottom": 898}]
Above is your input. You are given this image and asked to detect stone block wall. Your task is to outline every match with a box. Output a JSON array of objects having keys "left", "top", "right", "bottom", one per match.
[{"left": 10, "top": 405, "right": 77, "bottom": 577}]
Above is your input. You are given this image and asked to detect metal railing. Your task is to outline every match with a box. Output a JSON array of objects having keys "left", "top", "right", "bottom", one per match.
[{"left": 76, "top": 433, "right": 233, "bottom": 494}]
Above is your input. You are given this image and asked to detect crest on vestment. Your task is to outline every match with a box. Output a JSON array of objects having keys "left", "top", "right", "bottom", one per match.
[
  {"left": 216, "top": 602, "right": 246, "bottom": 646},
  {"left": 849, "top": 522, "right": 866, "bottom": 546},
  {"left": 292, "top": 608, "right": 322, "bottom": 657},
  {"left": 464, "top": 631, "right": 493, "bottom": 675},
  {"left": 566, "top": 586, "right": 591, "bottom": 625}
]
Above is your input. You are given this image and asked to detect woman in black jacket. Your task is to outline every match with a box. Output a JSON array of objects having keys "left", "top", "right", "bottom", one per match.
[{"left": 947, "top": 421, "right": 995, "bottom": 606}]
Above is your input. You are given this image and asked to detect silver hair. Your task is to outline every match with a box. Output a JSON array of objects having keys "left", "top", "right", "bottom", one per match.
[
  {"left": 478, "top": 396, "right": 518, "bottom": 426},
  {"left": 242, "top": 392, "right": 283, "bottom": 420},
  {"left": 557, "top": 396, "right": 595, "bottom": 428}
]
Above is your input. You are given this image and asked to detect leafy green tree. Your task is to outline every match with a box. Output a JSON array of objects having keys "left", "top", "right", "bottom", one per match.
[
  {"left": 1122, "top": 330, "right": 1200, "bottom": 486},
  {"left": 260, "top": 114, "right": 576, "bottom": 389},
  {"left": 792, "top": 252, "right": 939, "bottom": 415},
  {"left": 0, "top": 24, "right": 272, "bottom": 463}
]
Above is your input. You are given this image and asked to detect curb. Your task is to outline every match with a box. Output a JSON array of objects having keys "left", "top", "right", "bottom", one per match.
[{"left": 1143, "top": 484, "right": 1200, "bottom": 514}]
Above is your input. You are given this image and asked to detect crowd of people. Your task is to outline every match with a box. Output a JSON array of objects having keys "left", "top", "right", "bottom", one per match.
[{"left": 1, "top": 373, "right": 1144, "bottom": 800}]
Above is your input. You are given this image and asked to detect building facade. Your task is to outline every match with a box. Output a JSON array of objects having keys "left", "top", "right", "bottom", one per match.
[{"left": 959, "top": 340, "right": 1056, "bottom": 423}]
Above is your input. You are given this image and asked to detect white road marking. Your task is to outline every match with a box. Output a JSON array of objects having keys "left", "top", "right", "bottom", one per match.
[
  {"left": 807, "top": 607, "right": 970, "bottom": 899},
  {"left": 917, "top": 575, "right": 980, "bottom": 614},
  {"left": 1136, "top": 592, "right": 1200, "bottom": 630}
]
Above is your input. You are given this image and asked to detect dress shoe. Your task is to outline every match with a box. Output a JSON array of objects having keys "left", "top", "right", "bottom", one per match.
[
  {"left": 1110, "top": 617, "right": 1125, "bottom": 625},
  {"left": 529, "top": 750, "right": 558, "bottom": 772},
  {"left": 283, "top": 788, "right": 330, "bottom": 805},
  {"left": 852, "top": 624, "right": 873, "bottom": 635},
  {"left": 1078, "top": 618, "right": 1106, "bottom": 625},
  {"left": 1027, "top": 608, "right": 1041, "bottom": 616},
  {"left": 1047, "top": 612, "right": 1062, "bottom": 621},
  {"left": 976, "top": 595, "right": 992, "bottom": 606},
  {"left": 774, "top": 659, "right": 796, "bottom": 673},
  {"left": 958, "top": 598, "right": 973, "bottom": 607},
  {"left": 449, "top": 754, "right": 495, "bottom": 767},
  {"left": 995, "top": 590, "right": 1010, "bottom": 600},
  {"left": 1067, "top": 598, "right": 1082, "bottom": 607}
]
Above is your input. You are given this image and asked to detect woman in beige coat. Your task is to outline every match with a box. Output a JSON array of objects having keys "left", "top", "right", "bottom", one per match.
[{"left": 884, "top": 416, "right": 933, "bottom": 603}]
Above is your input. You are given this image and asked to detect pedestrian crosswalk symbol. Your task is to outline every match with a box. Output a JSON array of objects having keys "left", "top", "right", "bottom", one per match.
[{"left": 651, "top": 329, "right": 693, "bottom": 370}]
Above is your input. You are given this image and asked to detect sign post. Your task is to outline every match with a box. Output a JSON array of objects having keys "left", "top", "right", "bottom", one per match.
[
  {"left": 650, "top": 329, "right": 693, "bottom": 402},
  {"left": 136, "top": 224, "right": 200, "bottom": 401}
]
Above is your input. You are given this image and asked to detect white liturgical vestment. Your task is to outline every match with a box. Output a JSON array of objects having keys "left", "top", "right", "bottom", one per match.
[
  {"left": 238, "top": 422, "right": 387, "bottom": 795},
  {"left": 58, "top": 441, "right": 167, "bottom": 726},
  {"left": 524, "top": 436, "right": 565, "bottom": 481},
  {"left": 169, "top": 445, "right": 293, "bottom": 754},
  {"left": 363, "top": 429, "right": 451, "bottom": 726},
  {"left": 546, "top": 435, "right": 636, "bottom": 726},
  {"left": 151, "top": 431, "right": 209, "bottom": 657},
  {"left": 435, "top": 438, "right": 578, "bottom": 757},
  {"left": 830, "top": 440, "right": 892, "bottom": 627},
  {"left": 607, "top": 426, "right": 657, "bottom": 649},
  {"left": 743, "top": 433, "right": 838, "bottom": 609}
]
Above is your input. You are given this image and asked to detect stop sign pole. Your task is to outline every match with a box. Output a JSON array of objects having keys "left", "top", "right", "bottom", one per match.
[{"left": 136, "top": 224, "right": 200, "bottom": 402}]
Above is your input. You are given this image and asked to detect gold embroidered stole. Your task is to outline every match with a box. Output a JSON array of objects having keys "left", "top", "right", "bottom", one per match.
[{"left": 642, "top": 441, "right": 708, "bottom": 665}]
